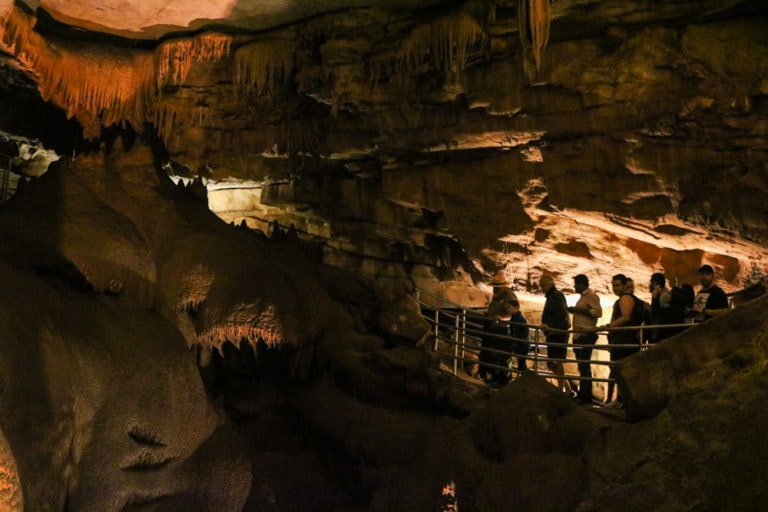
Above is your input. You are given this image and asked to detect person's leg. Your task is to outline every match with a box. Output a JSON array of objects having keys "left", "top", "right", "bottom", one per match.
[
  {"left": 514, "top": 339, "right": 529, "bottom": 373},
  {"left": 546, "top": 360, "right": 571, "bottom": 393},
  {"left": 478, "top": 339, "right": 494, "bottom": 381},
  {"left": 605, "top": 336, "right": 626, "bottom": 403},
  {"left": 498, "top": 355, "right": 512, "bottom": 384},
  {"left": 516, "top": 352, "right": 527, "bottom": 373},
  {"left": 547, "top": 335, "right": 574, "bottom": 394},
  {"left": 606, "top": 344, "right": 632, "bottom": 404},
  {"left": 574, "top": 333, "right": 597, "bottom": 402}
]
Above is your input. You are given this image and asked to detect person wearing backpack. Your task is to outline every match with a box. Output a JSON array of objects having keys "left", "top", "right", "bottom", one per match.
[
  {"left": 601, "top": 274, "right": 645, "bottom": 405},
  {"left": 649, "top": 272, "right": 689, "bottom": 342}
]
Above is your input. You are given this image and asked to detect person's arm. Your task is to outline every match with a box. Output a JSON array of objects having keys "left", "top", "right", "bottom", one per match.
[
  {"left": 588, "top": 294, "right": 602, "bottom": 319},
  {"left": 570, "top": 294, "right": 602, "bottom": 317},
  {"left": 540, "top": 297, "right": 553, "bottom": 332},
  {"left": 568, "top": 303, "right": 591, "bottom": 315},
  {"left": 704, "top": 288, "right": 730, "bottom": 317},
  {"left": 513, "top": 315, "right": 529, "bottom": 340},
  {"left": 555, "top": 292, "right": 570, "bottom": 328},
  {"left": 608, "top": 295, "right": 634, "bottom": 328}
]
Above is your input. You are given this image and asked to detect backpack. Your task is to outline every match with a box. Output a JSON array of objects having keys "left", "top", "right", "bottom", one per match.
[{"left": 629, "top": 294, "right": 647, "bottom": 326}]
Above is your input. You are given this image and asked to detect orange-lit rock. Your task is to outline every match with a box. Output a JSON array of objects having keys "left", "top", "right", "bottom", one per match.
[{"left": 0, "top": 3, "right": 768, "bottom": 508}]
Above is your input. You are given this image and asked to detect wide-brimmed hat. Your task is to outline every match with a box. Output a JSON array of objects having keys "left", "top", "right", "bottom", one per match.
[{"left": 490, "top": 273, "right": 510, "bottom": 287}]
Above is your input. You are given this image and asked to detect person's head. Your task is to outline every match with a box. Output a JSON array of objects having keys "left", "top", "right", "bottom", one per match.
[
  {"left": 505, "top": 298, "right": 520, "bottom": 315},
  {"left": 490, "top": 273, "right": 510, "bottom": 290},
  {"left": 698, "top": 264, "right": 715, "bottom": 288},
  {"left": 539, "top": 274, "right": 555, "bottom": 293},
  {"left": 626, "top": 278, "right": 636, "bottom": 295},
  {"left": 611, "top": 274, "right": 628, "bottom": 296},
  {"left": 650, "top": 272, "right": 666, "bottom": 292},
  {"left": 573, "top": 274, "right": 589, "bottom": 293}
]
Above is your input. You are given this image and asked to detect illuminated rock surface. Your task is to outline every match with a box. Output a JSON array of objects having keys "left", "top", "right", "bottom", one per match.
[
  {"left": 1, "top": 0, "right": 766, "bottom": 297},
  {"left": 0, "top": 1, "right": 767, "bottom": 510}
]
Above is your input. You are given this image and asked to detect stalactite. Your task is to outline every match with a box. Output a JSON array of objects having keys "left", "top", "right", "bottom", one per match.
[
  {"left": 39, "top": 45, "right": 155, "bottom": 138},
  {"left": 232, "top": 39, "right": 295, "bottom": 96},
  {"left": 0, "top": 5, "right": 155, "bottom": 138},
  {"left": 369, "top": 12, "right": 487, "bottom": 84},
  {"left": 152, "top": 101, "right": 209, "bottom": 143},
  {"left": 156, "top": 32, "right": 232, "bottom": 88},
  {"left": 518, "top": 0, "right": 550, "bottom": 80},
  {"left": 197, "top": 323, "right": 283, "bottom": 349},
  {"left": 0, "top": 5, "right": 36, "bottom": 58},
  {"left": 153, "top": 103, "right": 178, "bottom": 143},
  {"left": 1, "top": 5, "right": 233, "bottom": 139}
]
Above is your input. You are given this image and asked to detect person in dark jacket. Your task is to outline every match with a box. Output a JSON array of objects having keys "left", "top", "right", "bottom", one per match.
[
  {"left": 539, "top": 274, "right": 574, "bottom": 396},
  {"left": 507, "top": 298, "right": 530, "bottom": 375},
  {"left": 480, "top": 297, "right": 526, "bottom": 386},
  {"left": 648, "top": 272, "right": 688, "bottom": 342},
  {"left": 479, "top": 274, "right": 519, "bottom": 385}
]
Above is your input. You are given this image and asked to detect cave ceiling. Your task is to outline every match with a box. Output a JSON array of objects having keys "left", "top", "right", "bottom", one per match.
[{"left": 1, "top": 0, "right": 768, "bottom": 299}]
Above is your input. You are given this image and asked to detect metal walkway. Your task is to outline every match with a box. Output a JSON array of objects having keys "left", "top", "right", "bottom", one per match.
[{"left": 415, "top": 287, "right": 693, "bottom": 405}]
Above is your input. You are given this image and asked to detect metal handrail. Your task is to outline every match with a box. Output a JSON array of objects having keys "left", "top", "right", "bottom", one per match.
[{"left": 417, "top": 287, "right": 696, "bottom": 401}]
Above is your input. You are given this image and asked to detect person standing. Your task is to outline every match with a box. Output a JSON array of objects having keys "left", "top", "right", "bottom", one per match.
[
  {"left": 539, "top": 275, "right": 574, "bottom": 396},
  {"left": 479, "top": 304, "right": 512, "bottom": 386},
  {"left": 627, "top": 277, "right": 652, "bottom": 341},
  {"left": 567, "top": 274, "right": 602, "bottom": 404},
  {"left": 601, "top": 274, "right": 645, "bottom": 405},
  {"left": 479, "top": 273, "right": 519, "bottom": 384},
  {"left": 649, "top": 272, "right": 688, "bottom": 342},
  {"left": 507, "top": 298, "right": 530, "bottom": 375},
  {"left": 486, "top": 273, "right": 518, "bottom": 320},
  {"left": 691, "top": 264, "right": 730, "bottom": 322}
]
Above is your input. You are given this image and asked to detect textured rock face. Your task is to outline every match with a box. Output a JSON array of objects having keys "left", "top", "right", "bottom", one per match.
[
  {"left": 1, "top": 1, "right": 767, "bottom": 297},
  {"left": 0, "top": 259, "right": 252, "bottom": 511},
  {"left": 0, "top": 138, "right": 434, "bottom": 510},
  {"left": 3, "top": 3, "right": 768, "bottom": 511}
]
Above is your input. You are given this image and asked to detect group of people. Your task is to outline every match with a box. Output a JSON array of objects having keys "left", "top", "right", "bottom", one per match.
[{"left": 478, "top": 264, "right": 732, "bottom": 404}]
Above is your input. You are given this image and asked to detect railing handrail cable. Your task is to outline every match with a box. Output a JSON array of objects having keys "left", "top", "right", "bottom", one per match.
[{"left": 415, "top": 286, "right": 697, "bottom": 404}]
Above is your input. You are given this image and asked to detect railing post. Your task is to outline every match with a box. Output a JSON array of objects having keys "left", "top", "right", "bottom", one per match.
[
  {"left": 433, "top": 308, "right": 440, "bottom": 351},
  {"left": 533, "top": 326, "right": 540, "bottom": 374},
  {"left": 453, "top": 314, "right": 460, "bottom": 376},
  {"left": 459, "top": 310, "right": 467, "bottom": 373}
]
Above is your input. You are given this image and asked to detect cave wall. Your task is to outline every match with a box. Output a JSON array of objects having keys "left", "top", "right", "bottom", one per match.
[{"left": 1, "top": 1, "right": 767, "bottom": 297}]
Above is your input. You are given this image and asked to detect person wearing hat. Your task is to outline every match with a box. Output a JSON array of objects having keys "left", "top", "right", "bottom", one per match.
[
  {"left": 691, "top": 264, "right": 730, "bottom": 322},
  {"left": 567, "top": 274, "right": 602, "bottom": 404},
  {"left": 486, "top": 273, "right": 518, "bottom": 320},
  {"left": 478, "top": 273, "right": 519, "bottom": 383}
]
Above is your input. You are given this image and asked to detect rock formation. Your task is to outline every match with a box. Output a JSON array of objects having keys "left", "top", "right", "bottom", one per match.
[
  {"left": 0, "top": 0, "right": 766, "bottom": 298},
  {"left": 0, "top": 1, "right": 767, "bottom": 510}
]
